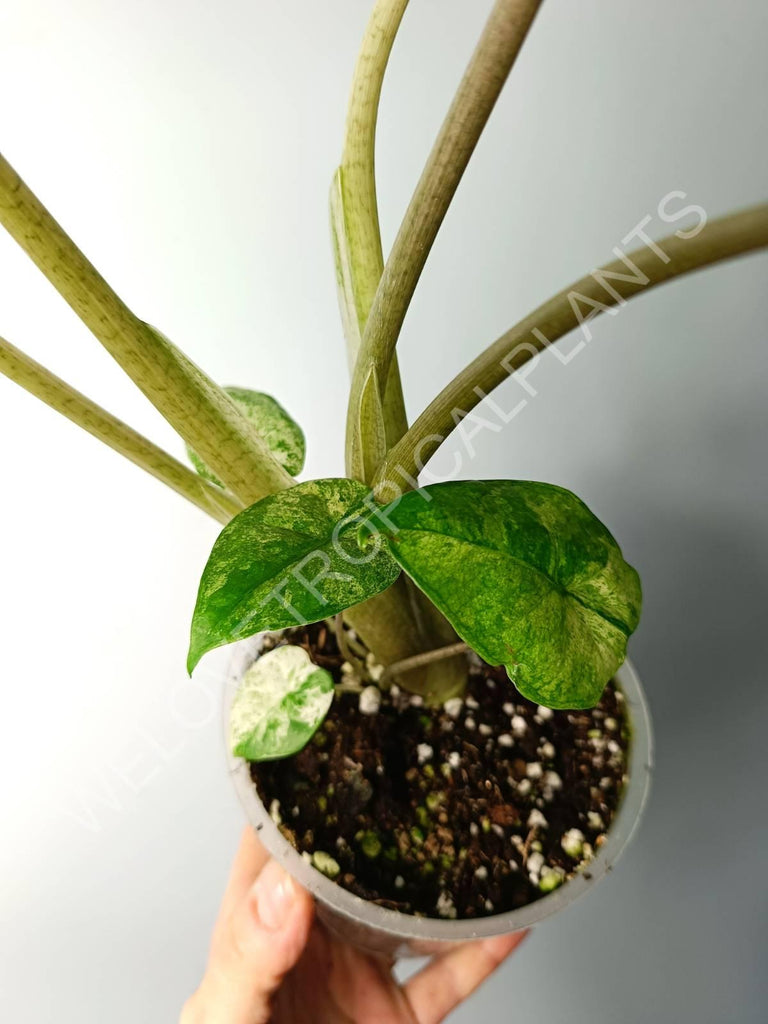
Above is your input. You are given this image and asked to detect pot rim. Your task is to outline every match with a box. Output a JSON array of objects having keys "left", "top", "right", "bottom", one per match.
[{"left": 223, "top": 637, "right": 653, "bottom": 943}]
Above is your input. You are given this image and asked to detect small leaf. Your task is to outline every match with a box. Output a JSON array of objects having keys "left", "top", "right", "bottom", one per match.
[
  {"left": 378, "top": 480, "right": 642, "bottom": 709},
  {"left": 188, "top": 478, "right": 400, "bottom": 671},
  {"left": 187, "top": 387, "right": 305, "bottom": 483},
  {"left": 230, "top": 644, "right": 333, "bottom": 761}
]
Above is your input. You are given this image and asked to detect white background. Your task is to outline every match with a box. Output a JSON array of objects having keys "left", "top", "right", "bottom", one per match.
[{"left": 1, "top": 1, "right": 766, "bottom": 1021}]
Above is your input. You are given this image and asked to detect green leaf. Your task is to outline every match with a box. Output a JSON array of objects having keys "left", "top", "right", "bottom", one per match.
[
  {"left": 188, "top": 478, "right": 400, "bottom": 672},
  {"left": 377, "top": 480, "right": 642, "bottom": 709},
  {"left": 230, "top": 644, "right": 334, "bottom": 761},
  {"left": 187, "top": 387, "right": 305, "bottom": 483}
]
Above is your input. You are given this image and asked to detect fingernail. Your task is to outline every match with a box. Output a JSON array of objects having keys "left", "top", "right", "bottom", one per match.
[{"left": 252, "top": 860, "right": 297, "bottom": 932}]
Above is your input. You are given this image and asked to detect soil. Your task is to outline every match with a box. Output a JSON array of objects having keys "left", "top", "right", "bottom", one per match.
[{"left": 250, "top": 622, "right": 630, "bottom": 920}]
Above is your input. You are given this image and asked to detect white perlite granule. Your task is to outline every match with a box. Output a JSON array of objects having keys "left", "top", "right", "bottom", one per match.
[
  {"left": 358, "top": 685, "right": 381, "bottom": 716},
  {"left": 561, "top": 828, "right": 585, "bottom": 858},
  {"left": 527, "top": 809, "right": 548, "bottom": 829},
  {"left": 527, "top": 851, "right": 545, "bottom": 880},
  {"left": 587, "top": 811, "right": 604, "bottom": 831},
  {"left": 436, "top": 891, "right": 457, "bottom": 919},
  {"left": 511, "top": 715, "right": 527, "bottom": 737},
  {"left": 444, "top": 697, "right": 463, "bottom": 719},
  {"left": 416, "top": 743, "right": 434, "bottom": 764}
]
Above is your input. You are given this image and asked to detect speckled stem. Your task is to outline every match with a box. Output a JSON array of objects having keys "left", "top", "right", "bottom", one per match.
[
  {"left": 332, "top": 0, "right": 409, "bottom": 459},
  {"left": 333, "top": 0, "right": 472, "bottom": 689},
  {"left": 344, "top": 577, "right": 468, "bottom": 703},
  {"left": 0, "top": 152, "right": 293, "bottom": 506},
  {"left": 346, "top": 0, "right": 543, "bottom": 482},
  {"left": 374, "top": 203, "right": 768, "bottom": 493},
  {"left": 0, "top": 335, "right": 242, "bottom": 524}
]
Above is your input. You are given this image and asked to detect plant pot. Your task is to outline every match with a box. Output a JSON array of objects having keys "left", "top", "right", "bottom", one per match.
[{"left": 223, "top": 635, "right": 653, "bottom": 958}]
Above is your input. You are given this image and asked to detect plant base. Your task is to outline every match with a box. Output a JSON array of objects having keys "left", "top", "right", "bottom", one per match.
[{"left": 250, "top": 623, "right": 630, "bottom": 920}]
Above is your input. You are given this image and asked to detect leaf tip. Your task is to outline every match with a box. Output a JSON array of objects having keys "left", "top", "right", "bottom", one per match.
[{"left": 186, "top": 636, "right": 206, "bottom": 676}]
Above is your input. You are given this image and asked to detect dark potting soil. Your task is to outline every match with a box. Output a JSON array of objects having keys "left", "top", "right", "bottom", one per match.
[{"left": 250, "top": 623, "right": 630, "bottom": 920}]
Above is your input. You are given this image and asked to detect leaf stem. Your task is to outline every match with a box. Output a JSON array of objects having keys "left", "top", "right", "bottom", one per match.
[
  {"left": 343, "top": 576, "right": 468, "bottom": 702},
  {"left": 0, "top": 335, "right": 242, "bottom": 524},
  {"left": 380, "top": 641, "right": 469, "bottom": 684},
  {"left": 332, "top": 613, "right": 369, "bottom": 676},
  {"left": 332, "top": 0, "right": 470, "bottom": 689},
  {"left": 333, "top": 0, "right": 410, "bottom": 472},
  {"left": 339, "top": 0, "right": 409, "bottom": 334},
  {"left": 0, "top": 152, "right": 292, "bottom": 505},
  {"left": 346, "top": 0, "right": 543, "bottom": 481},
  {"left": 374, "top": 203, "right": 768, "bottom": 492}
]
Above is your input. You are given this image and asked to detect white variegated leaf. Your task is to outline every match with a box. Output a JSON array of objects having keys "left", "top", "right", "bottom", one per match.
[{"left": 230, "top": 644, "right": 334, "bottom": 761}]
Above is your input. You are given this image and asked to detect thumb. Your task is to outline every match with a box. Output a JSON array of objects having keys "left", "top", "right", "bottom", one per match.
[{"left": 195, "top": 858, "right": 314, "bottom": 1024}]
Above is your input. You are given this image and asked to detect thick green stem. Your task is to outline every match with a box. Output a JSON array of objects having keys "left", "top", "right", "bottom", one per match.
[
  {"left": 332, "top": 0, "right": 474, "bottom": 691},
  {"left": 0, "top": 153, "right": 292, "bottom": 506},
  {"left": 344, "top": 577, "right": 467, "bottom": 703},
  {"left": 332, "top": 0, "right": 410, "bottom": 473},
  {"left": 374, "top": 203, "right": 768, "bottom": 491},
  {"left": 0, "top": 336, "right": 242, "bottom": 524},
  {"left": 337, "top": 0, "right": 408, "bottom": 335},
  {"left": 346, "top": 0, "right": 543, "bottom": 482},
  {"left": 339, "top": 0, "right": 542, "bottom": 697}
]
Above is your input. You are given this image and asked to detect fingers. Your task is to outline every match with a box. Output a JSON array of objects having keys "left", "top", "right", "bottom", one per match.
[
  {"left": 404, "top": 931, "right": 528, "bottom": 1024},
  {"left": 216, "top": 827, "right": 270, "bottom": 925},
  {"left": 190, "top": 829, "right": 314, "bottom": 1024}
]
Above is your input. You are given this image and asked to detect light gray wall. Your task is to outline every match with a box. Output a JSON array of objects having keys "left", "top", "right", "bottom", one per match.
[{"left": 1, "top": 2, "right": 766, "bottom": 1021}]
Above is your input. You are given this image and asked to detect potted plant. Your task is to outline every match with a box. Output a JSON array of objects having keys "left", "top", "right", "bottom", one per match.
[{"left": 0, "top": 0, "right": 765, "bottom": 958}]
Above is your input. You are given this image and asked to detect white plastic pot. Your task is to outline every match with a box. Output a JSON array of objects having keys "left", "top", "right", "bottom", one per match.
[{"left": 224, "top": 636, "right": 653, "bottom": 958}]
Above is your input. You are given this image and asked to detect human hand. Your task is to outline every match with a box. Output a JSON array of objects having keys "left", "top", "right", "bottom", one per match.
[{"left": 181, "top": 827, "right": 527, "bottom": 1024}]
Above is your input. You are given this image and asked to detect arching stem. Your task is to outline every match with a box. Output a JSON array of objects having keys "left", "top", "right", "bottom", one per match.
[
  {"left": 374, "top": 204, "right": 768, "bottom": 493},
  {"left": 346, "top": 0, "right": 543, "bottom": 482}
]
